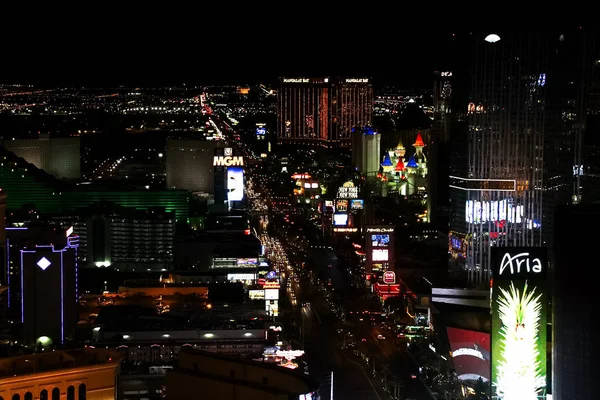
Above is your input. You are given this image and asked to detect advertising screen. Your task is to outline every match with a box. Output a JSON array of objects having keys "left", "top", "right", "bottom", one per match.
[
  {"left": 336, "top": 199, "right": 348, "bottom": 212},
  {"left": 333, "top": 213, "right": 348, "bottom": 226},
  {"left": 249, "top": 289, "right": 265, "bottom": 300},
  {"left": 372, "top": 249, "right": 388, "bottom": 261},
  {"left": 371, "top": 234, "right": 389, "bottom": 247},
  {"left": 227, "top": 167, "right": 244, "bottom": 201},
  {"left": 265, "top": 289, "right": 279, "bottom": 300},
  {"left": 465, "top": 200, "right": 523, "bottom": 223},
  {"left": 447, "top": 327, "right": 491, "bottom": 382},
  {"left": 350, "top": 199, "right": 364, "bottom": 210},
  {"left": 491, "top": 247, "right": 547, "bottom": 400},
  {"left": 256, "top": 126, "right": 266, "bottom": 135}
]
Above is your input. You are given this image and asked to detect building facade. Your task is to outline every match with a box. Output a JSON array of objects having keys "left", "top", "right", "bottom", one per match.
[
  {"left": 452, "top": 33, "right": 547, "bottom": 285},
  {"left": 0, "top": 348, "right": 121, "bottom": 400},
  {"left": 553, "top": 204, "right": 598, "bottom": 400},
  {"left": 351, "top": 126, "right": 381, "bottom": 180},
  {"left": 2, "top": 135, "right": 81, "bottom": 180},
  {"left": 49, "top": 203, "right": 175, "bottom": 270},
  {"left": 277, "top": 77, "right": 373, "bottom": 147},
  {"left": 1, "top": 147, "right": 189, "bottom": 221},
  {"left": 6, "top": 226, "right": 79, "bottom": 345},
  {"left": 166, "top": 138, "right": 222, "bottom": 194}
]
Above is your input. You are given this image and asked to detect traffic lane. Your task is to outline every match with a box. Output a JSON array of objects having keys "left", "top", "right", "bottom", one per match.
[
  {"left": 302, "top": 295, "right": 381, "bottom": 400},
  {"left": 388, "top": 351, "right": 433, "bottom": 400}
]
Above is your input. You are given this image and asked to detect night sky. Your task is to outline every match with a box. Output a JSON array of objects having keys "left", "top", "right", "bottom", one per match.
[
  {"left": 2, "top": 19, "right": 458, "bottom": 88},
  {"left": 2, "top": 18, "right": 587, "bottom": 88}
]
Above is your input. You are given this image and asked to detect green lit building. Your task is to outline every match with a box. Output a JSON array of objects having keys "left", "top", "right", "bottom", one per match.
[{"left": 0, "top": 148, "right": 189, "bottom": 222}]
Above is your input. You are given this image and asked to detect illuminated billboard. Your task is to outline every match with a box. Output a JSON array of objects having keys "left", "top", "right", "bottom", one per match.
[
  {"left": 372, "top": 249, "right": 388, "bottom": 261},
  {"left": 365, "top": 225, "right": 395, "bottom": 274},
  {"left": 371, "top": 234, "right": 389, "bottom": 247},
  {"left": 465, "top": 200, "right": 523, "bottom": 223},
  {"left": 227, "top": 167, "right": 244, "bottom": 201},
  {"left": 350, "top": 199, "right": 364, "bottom": 210},
  {"left": 256, "top": 126, "right": 266, "bottom": 135},
  {"left": 335, "top": 199, "right": 348, "bottom": 212},
  {"left": 491, "top": 247, "right": 547, "bottom": 400},
  {"left": 333, "top": 213, "right": 348, "bottom": 226},
  {"left": 214, "top": 156, "right": 244, "bottom": 166},
  {"left": 447, "top": 327, "right": 491, "bottom": 382}
]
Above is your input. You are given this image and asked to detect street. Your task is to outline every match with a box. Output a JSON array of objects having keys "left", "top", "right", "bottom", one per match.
[{"left": 247, "top": 161, "right": 435, "bottom": 400}]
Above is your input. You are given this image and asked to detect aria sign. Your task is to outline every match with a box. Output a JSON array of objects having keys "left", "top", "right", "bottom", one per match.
[
  {"left": 492, "top": 247, "right": 547, "bottom": 281},
  {"left": 383, "top": 271, "right": 396, "bottom": 284},
  {"left": 498, "top": 252, "right": 542, "bottom": 276}
]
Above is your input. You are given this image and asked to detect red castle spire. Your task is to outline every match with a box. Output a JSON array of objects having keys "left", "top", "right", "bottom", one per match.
[
  {"left": 395, "top": 158, "right": 405, "bottom": 171},
  {"left": 413, "top": 132, "right": 425, "bottom": 147}
]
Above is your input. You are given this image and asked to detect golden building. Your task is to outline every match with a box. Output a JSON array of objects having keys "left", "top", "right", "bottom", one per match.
[{"left": 0, "top": 348, "right": 120, "bottom": 400}]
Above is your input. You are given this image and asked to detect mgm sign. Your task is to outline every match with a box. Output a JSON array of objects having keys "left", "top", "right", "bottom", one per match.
[{"left": 214, "top": 148, "right": 244, "bottom": 167}]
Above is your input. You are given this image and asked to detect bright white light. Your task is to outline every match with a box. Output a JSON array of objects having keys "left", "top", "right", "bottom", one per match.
[
  {"left": 452, "top": 347, "right": 484, "bottom": 360},
  {"left": 158, "top": 153, "right": 164, "bottom": 158},
  {"left": 37, "top": 257, "right": 51, "bottom": 271},
  {"left": 162, "top": 334, "right": 170, "bottom": 338},
  {"left": 204, "top": 333, "right": 214, "bottom": 338},
  {"left": 485, "top": 34, "right": 501, "bottom": 43},
  {"left": 93, "top": 327, "right": 101, "bottom": 332},
  {"left": 123, "top": 335, "right": 130, "bottom": 339},
  {"left": 244, "top": 332, "right": 252, "bottom": 337}
]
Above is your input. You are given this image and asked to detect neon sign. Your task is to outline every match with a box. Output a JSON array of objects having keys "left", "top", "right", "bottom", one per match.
[
  {"left": 213, "top": 156, "right": 244, "bottom": 166},
  {"left": 345, "top": 78, "right": 369, "bottom": 83},
  {"left": 498, "top": 252, "right": 542, "bottom": 276},
  {"left": 383, "top": 271, "right": 396, "bottom": 284},
  {"left": 283, "top": 78, "right": 309, "bottom": 83}
]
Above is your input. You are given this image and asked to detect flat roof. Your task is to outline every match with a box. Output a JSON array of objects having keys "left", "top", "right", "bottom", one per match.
[{"left": 0, "top": 348, "right": 119, "bottom": 380}]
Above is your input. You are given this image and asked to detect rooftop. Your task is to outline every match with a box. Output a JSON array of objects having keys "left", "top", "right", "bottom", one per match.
[{"left": 0, "top": 348, "right": 120, "bottom": 380}]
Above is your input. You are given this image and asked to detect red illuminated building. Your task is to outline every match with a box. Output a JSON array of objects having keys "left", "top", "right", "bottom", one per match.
[{"left": 277, "top": 77, "right": 373, "bottom": 148}]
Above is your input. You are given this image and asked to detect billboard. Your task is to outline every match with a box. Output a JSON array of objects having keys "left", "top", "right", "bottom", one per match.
[
  {"left": 333, "top": 213, "right": 348, "bottom": 226},
  {"left": 465, "top": 200, "right": 523, "bottom": 223},
  {"left": 491, "top": 247, "right": 547, "bottom": 400},
  {"left": 365, "top": 225, "right": 395, "bottom": 274},
  {"left": 227, "top": 167, "right": 244, "bottom": 201},
  {"left": 372, "top": 249, "right": 388, "bottom": 261},
  {"left": 350, "top": 199, "right": 364, "bottom": 210},
  {"left": 265, "top": 289, "right": 279, "bottom": 300},
  {"left": 335, "top": 199, "right": 348, "bottom": 212},
  {"left": 371, "top": 234, "right": 389, "bottom": 247},
  {"left": 447, "top": 327, "right": 491, "bottom": 382}
]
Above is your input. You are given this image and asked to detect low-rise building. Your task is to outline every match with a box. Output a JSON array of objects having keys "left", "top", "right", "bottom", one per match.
[{"left": 0, "top": 348, "right": 121, "bottom": 400}]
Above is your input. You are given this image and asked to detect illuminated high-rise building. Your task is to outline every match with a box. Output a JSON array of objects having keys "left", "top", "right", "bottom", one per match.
[
  {"left": 351, "top": 126, "right": 380, "bottom": 180},
  {"left": 277, "top": 77, "right": 373, "bottom": 147},
  {"left": 451, "top": 33, "right": 548, "bottom": 285}
]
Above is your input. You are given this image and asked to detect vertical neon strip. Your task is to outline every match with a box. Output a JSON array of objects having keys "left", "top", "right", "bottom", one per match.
[
  {"left": 60, "top": 251, "right": 64, "bottom": 343},
  {"left": 20, "top": 251, "right": 24, "bottom": 323},
  {"left": 6, "top": 239, "right": 10, "bottom": 308},
  {"left": 75, "top": 247, "right": 78, "bottom": 302}
]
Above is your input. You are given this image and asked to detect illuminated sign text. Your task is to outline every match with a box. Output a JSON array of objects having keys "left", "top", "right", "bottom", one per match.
[
  {"left": 213, "top": 156, "right": 244, "bottom": 166},
  {"left": 498, "top": 252, "right": 542, "bottom": 276},
  {"left": 383, "top": 271, "right": 396, "bottom": 284},
  {"left": 345, "top": 78, "right": 369, "bottom": 83},
  {"left": 283, "top": 78, "right": 309, "bottom": 83}
]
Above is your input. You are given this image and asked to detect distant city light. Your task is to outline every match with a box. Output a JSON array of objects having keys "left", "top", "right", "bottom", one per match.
[{"left": 158, "top": 153, "right": 164, "bottom": 157}]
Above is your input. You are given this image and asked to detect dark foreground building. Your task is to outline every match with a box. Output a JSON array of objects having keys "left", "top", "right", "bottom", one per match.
[
  {"left": 553, "top": 204, "right": 598, "bottom": 400},
  {"left": 166, "top": 348, "right": 319, "bottom": 399}
]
